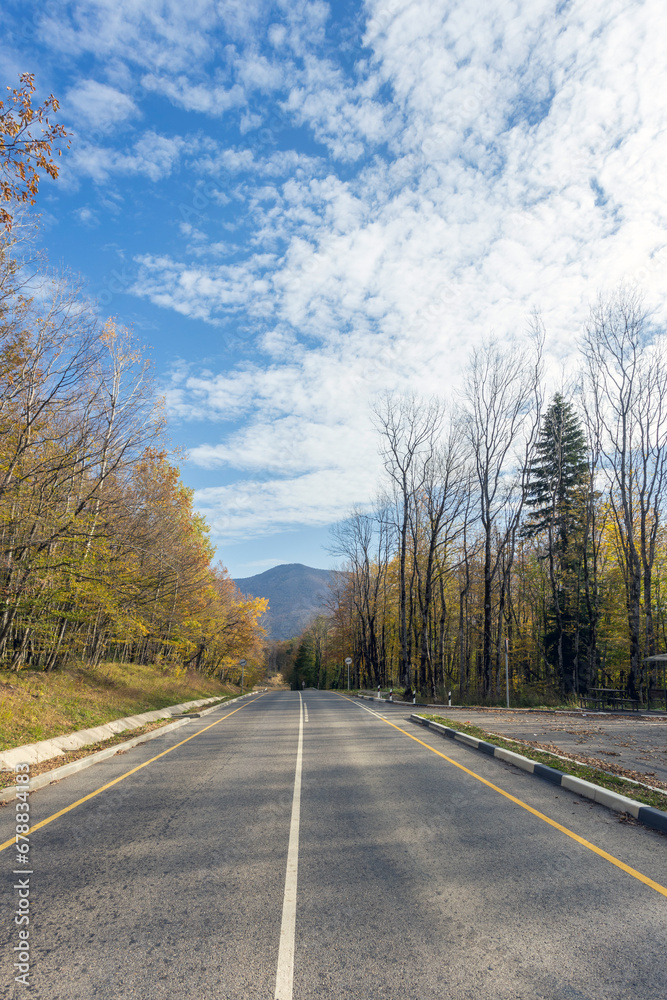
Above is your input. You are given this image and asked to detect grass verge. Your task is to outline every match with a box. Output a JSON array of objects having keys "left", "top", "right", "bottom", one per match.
[
  {"left": 0, "top": 662, "right": 240, "bottom": 752},
  {"left": 422, "top": 714, "right": 667, "bottom": 813}
]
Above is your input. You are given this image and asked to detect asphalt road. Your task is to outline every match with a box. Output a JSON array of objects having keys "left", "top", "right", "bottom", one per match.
[{"left": 1, "top": 691, "right": 666, "bottom": 999}]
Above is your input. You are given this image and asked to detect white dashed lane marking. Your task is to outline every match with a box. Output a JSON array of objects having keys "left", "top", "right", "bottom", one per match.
[{"left": 274, "top": 692, "right": 303, "bottom": 1000}]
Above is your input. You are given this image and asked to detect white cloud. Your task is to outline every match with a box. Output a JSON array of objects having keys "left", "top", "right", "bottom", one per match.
[
  {"left": 267, "top": 23, "right": 287, "bottom": 48},
  {"left": 140, "top": 74, "right": 246, "bottom": 115},
  {"left": 132, "top": 253, "right": 275, "bottom": 321},
  {"left": 39, "top": 0, "right": 220, "bottom": 72},
  {"left": 65, "top": 79, "right": 138, "bottom": 130},
  {"left": 74, "top": 206, "right": 100, "bottom": 226},
  {"left": 68, "top": 131, "right": 185, "bottom": 183},
  {"left": 234, "top": 52, "right": 284, "bottom": 93},
  {"left": 125, "top": 131, "right": 185, "bottom": 181},
  {"left": 283, "top": 53, "right": 392, "bottom": 161},
  {"left": 195, "top": 467, "right": 380, "bottom": 539},
  {"left": 147, "top": 0, "right": 667, "bottom": 543},
  {"left": 17, "top": 0, "right": 667, "bottom": 547},
  {"left": 240, "top": 111, "right": 263, "bottom": 133}
]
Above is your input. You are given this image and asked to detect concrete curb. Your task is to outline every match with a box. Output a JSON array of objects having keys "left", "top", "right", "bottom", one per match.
[
  {"left": 0, "top": 694, "right": 227, "bottom": 770},
  {"left": 0, "top": 718, "right": 191, "bottom": 804},
  {"left": 0, "top": 691, "right": 260, "bottom": 804},
  {"left": 357, "top": 694, "right": 427, "bottom": 707},
  {"left": 410, "top": 714, "right": 667, "bottom": 836},
  {"left": 356, "top": 693, "right": 667, "bottom": 720}
]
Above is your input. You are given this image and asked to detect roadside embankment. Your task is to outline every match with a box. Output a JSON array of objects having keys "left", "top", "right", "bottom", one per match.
[
  {"left": 0, "top": 691, "right": 262, "bottom": 801},
  {"left": 0, "top": 661, "right": 241, "bottom": 752}
]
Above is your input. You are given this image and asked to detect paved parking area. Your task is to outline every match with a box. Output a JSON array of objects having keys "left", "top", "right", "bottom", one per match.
[{"left": 382, "top": 702, "right": 667, "bottom": 788}]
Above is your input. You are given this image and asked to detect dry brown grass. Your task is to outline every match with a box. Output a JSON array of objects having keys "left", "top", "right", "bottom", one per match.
[
  {"left": 0, "top": 662, "right": 238, "bottom": 751},
  {"left": 0, "top": 718, "right": 182, "bottom": 790}
]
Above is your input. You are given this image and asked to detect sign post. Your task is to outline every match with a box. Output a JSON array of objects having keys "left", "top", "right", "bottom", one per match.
[
  {"left": 345, "top": 657, "right": 352, "bottom": 691},
  {"left": 239, "top": 659, "right": 246, "bottom": 694}
]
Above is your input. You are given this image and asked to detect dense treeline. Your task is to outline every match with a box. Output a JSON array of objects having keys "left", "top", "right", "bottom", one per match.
[
  {"left": 0, "top": 232, "right": 266, "bottom": 674},
  {"left": 296, "top": 292, "right": 667, "bottom": 704}
]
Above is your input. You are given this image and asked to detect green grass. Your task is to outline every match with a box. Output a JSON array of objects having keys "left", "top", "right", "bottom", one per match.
[
  {"left": 422, "top": 714, "right": 667, "bottom": 813},
  {"left": 0, "top": 662, "right": 241, "bottom": 752}
]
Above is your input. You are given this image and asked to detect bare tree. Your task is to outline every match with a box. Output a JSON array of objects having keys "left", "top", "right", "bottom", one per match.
[
  {"left": 581, "top": 290, "right": 667, "bottom": 698},
  {"left": 329, "top": 502, "right": 393, "bottom": 687},
  {"left": 409, "top": 419, "right": 469, "bottom": 697},
  {"left": 373, "top": 393, "right": 443, "bottom": 690},
  {"left": 461, "top": 336, "right": 543, "bottom": 696},
  {"left": 577, "top": 380, "right": 610, "bottom": 692},
  {"left": 456, "top": 479, "right": 477, "bottom": 699}
]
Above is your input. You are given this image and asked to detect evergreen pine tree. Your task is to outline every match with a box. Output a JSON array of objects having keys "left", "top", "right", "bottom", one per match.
[
  {"left": 524, "top": 394, "right": 589, "bottom": 693},
  {"left": 291, "top": 633, "right": 317, "bottom": 689}
]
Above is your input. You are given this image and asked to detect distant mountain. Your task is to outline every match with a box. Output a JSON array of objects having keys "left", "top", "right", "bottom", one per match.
[{"left": 234, "top": 563, "right": 335, "bottom": 641}]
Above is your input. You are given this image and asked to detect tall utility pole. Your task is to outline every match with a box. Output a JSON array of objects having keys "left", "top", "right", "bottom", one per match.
[{"left": 504, "top": 639, "right": 510, "bottom": 709}]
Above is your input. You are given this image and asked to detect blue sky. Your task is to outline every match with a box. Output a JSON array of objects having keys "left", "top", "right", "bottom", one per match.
[{"left": 3, "top": 0, "right": 667, "bottom": 578}]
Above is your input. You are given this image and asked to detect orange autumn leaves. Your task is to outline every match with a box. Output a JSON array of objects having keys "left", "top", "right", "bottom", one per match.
[{"left": 0, "top": 73, "right": 70, "bottom": 229}]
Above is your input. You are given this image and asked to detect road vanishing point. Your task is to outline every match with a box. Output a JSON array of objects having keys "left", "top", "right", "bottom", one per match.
[{"left": 1, "top": 691, "right": 666, "bottom": 999}]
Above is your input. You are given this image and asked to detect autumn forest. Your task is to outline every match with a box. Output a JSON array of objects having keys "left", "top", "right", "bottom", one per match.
[
  {"left": 0, "top": 229, "right": 267, "bottom": 679},
  {"left": 4, "top": 76, "right": 667, "bottom": 706},
  {"left": 291, "top": 299, "right": 667, "bottom": 706}
]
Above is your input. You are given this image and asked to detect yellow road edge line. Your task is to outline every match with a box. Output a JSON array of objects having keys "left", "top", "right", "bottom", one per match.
[
  {"left": 338, "top": 694, "right": 667, "bottom": 899},
  {"left": 1, "top": 694, "right": 265, "bottom": 853}
]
